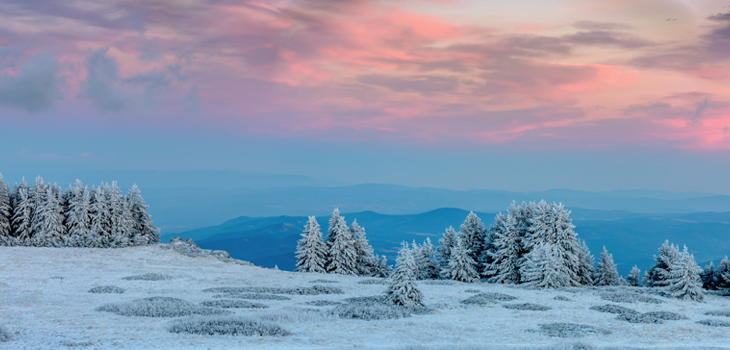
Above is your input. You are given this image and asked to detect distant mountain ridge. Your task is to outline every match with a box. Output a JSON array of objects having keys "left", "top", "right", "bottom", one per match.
[{"left": 167, "top": 208, "right": 730, "bottom": 276}]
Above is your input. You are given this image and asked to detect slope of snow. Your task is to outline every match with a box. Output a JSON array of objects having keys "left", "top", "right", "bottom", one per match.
[{"left": 1, "top": 245, "right": 730, "bottom": 349}]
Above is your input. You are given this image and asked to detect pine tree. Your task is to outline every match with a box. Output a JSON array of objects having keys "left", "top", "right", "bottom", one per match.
[
  {"left": 442, "top": 237, "right": 479, "bottom": 283},
  {"left": 108, "top": 181, "right": 127, "bottom": 247},
  {"left": 436, "top": 226, "right": 458, "bottom": 270},
  {"left": 460, "top": 211, "right": 487, "bottom": 270},
  {"left": 29, "top": 176, "right": 48, "bottom": 238},
  {"left": 36, "top": 184, "right": 66, "bottom": 247},
  {"left": 667, "top": 245, "right": 704, "bottom": 301},
  {"left": 326, "top": 207, "right": 341, "bottom": 246},
  {"left": 385, "top": 243, "right": 424, "bottom": 306},
  {"left": 415, "top": 238, "right": 439, "bottom": 280},
  {"left": 351, "top": 220, "right": 377, "bottom": 276},
  {"left": 700, "top": 262, "right": 717, "bottom": 290},
  {"left": 0, "top": 174, "right": 11, "bottom": 239},
  {"left": 114, "top": 193, "right": 137, "bottom": 247},
  {"left": 576, "top": 240, "right": 594, "bottom": 286},
  {"left": 594, "top": 246, "right": 620, "bottom": 286},
  {"left": 480, "top": 221, "right": 500, "bottom": 278},
  {"left": 643, "top": 240, "right": 680, "bottom": 287},
  {"left": 524, "top": 201, "right": 581, "bottom": 286},
  {"left": 371, "top": 255, "right": 391, "bottom": 278},
  {"left": 715, "top": 256, "right": 730, "bottom": 292},
  {"left": 627, "top": 265, "right": 641, "bottom": 287},
  {"left": 295, "top": 216, "right": 328, "bottom": 273},
  {"left": 12, "top": 179, "right": 33, "bottom": 242},
  {"left": 487, "top": 212, "right": 523, "bottom": 284},
  {"left": 89, "top": 185, "right": 112, "bottom": 247},
  {"left": 521, "top": 243, "right": 573, "bottom": 289},
  {"left": 327, "top": 216, "right": 358, "bottom": 275},
  {"left": 64, "top": 180, "right": 92, "bottom": 247},
  {"left": 127, "top": 184, "right": 159, "bottom": 245}
]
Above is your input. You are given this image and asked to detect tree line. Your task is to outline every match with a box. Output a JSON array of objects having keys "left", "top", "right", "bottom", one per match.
[{"left": 0, "top": 174, "right": 159, "bottom": 248}]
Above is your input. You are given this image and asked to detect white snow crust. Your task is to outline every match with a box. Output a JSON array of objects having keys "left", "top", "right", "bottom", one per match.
[{"left": 2, "top": 245, "right": 730, "bottom": 349}]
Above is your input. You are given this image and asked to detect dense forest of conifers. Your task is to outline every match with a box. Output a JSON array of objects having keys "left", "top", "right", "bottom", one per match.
[{"left": 0, "top": 174, "right": 159, "bottom": 248}]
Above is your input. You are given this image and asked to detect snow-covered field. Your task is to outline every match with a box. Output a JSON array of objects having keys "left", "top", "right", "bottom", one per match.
[{"left": 2, "top": 244, "right": 730, "bottom": 350}]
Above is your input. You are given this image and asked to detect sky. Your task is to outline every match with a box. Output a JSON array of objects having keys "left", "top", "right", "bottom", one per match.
[{"left": 1, "top": 0, "right": 730, "bottom": 192}]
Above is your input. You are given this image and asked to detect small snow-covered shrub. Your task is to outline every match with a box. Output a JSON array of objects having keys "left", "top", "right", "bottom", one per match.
[
  {"left": 599, "top": 290, "right": 663, "bottom": 304},
  {"left": 335, "top": 302, "right": 412, "bottom": 320},
  {"left": 305, "top": 300, "right": 342, "bottom": 307},
  {"left": 310, "top": 279, "right": 339, "bottom": 283},
  {"left": 122, "top": 273, "right": 171, "bottom": 281},
  {"left": 255, "top": 307, "right": 335, "bottom": 323},
  {"left": 168, "top": 316, "right": 291, "bottom": 336},
  {"left": 697, "top": 319, "right": 730, "bottom": 327},
  {"left": 0, "top": 325, "right": 12, "bottom": 342},
  {"left": 358, "top": 279, "right": 388, "bottom": 285},
  {"left": 203, "top": 285, "right": 344, "bottom": 295},
  {"left": 503, "top": 303, "right": 551, "bottom": 311},
  {"left": 201, "top": 300, "right": 268, "bottom": 309},
  {"left": 705, "top": 310, "right": 730, "bottom": 317},
  {"left": 461, "top": 292, "right": 517, "bottom": 306},
  {"left": 89, "top": 286, "right": 125, "bottom": 294},
  {"left": 554, "top": 295, "right": 573, "bottom": 301},
  {"left": 344, "top": 295, "right": 386, "bottom": 304},
  {"left": 213, "top": 293, "right": 291, "bottom": 301},
  {"left": 588, "top": 304, "right": 639, "bottom": 316},
  {"left": 538, "top": 323, "right": 611, "bottom": 338},
  {"left": 464, "top": 289, "right": 481, "bottom": 293},
  {"left": 616, "top": 311, "right": 686, "bottom": 324},
  {"left": 96, "top": 297, "right": 230, "bottom": 317}
]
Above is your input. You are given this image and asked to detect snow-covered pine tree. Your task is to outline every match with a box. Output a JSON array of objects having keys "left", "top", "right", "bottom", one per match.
[
  {"left": 351, "top": 220, "right": 377, "bottom": 276},
  {"left": 576, "top": 240, "right": 594, "bottom": 286},
  {"left": 442, "top": 237, "right": 479, "bottom": 283},
  {"left": 127, "top": 185, "right": 160, "bottom": 245},
  {"left": 521, "top": 243, "right": 573, "bottom": 289},
  {"left": 715, "top": 256, "right": 730, "bottom": 292},
  {"left": 28, "top": 176, "right": 49, "bottom": 239},
  {"left": 0, "top": 174, "right": 11, "bottom": 239},
  {"left": 89, "top": 185, "right": 113, "bottom": 247},
  {"left": 667, "top": 245, "right": 704, "bottom": 301},
  {"left": 643, "top": 240, "right": 681, "bottom": 287},
  {"left": 460, "top": 211, "right": 487, "bottom": 271},
  {"left": 12, "top": 179, "right": 32, "bottom": 242},
  {"left": 487, "top": 211, "right": 522, "bottom": 283},
  {"left": 479, "top": 221, "right": 500, "bottom": 278},
  {"left": 385, "top": 242, "right": 424, "bottom": 306},
  {"left": 627, "top": 265, "right": 641, "bottom": 287},
  {"left": 371, "top": 255, "right": 390, "bottom": 278},
  {"left": 524, "top": 201, "right": 582, "bottom": 286},
  {"left": 411, "top": 240, "right": 426, "bottom": 280},
  {"left": 417, "top": 238, "right": 439, "bottom": 280},
  {"left": 326, "top": 207, "right": 341, "bottom": 246},
  {"left": 114, "top": 192, "right": 137, "bottom": 248},
  {"left": 594, "top": 246, "right": 620, "bottom": 286},
  {"left": 327, "top": 216, "right": 358, "bottom": 275},
  {"left": 513, "top": 201, "right": 536, "bottom": 245},
  {"left": 436, "top": 226, "right": 458, "bottom": 270},
  {"left": 64, "top": 180, "right": 92, "bottom": 247},
  {"left": 295, "top": 216, "right": 328, "bottom": 273},
  {"left": 700, "top": 262, "right": 717, "bottom": 290},
  {"left": 107, "top": 181, "right": 128, "bottom": 247}
]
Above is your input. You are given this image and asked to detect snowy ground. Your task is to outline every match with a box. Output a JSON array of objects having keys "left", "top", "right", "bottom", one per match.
[{"left": 2, "top": 245, "right": 730, "bottom": 350}]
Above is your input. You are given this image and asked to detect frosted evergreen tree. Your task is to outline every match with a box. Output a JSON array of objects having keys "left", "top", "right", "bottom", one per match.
[
  {"left": 351, "top": 220, "right": 377, "bottom": 276},
  {"left": 127, "top": 185, "right": 160, "bottom": 245},
  {"left": 12, "top": 179, "right": 32, "bottom": 242},
  {"left": 667, "top": 245, "right": 704, "bottom": 301},
  {"left": 524, "top": 200, "right": 581, "bottom": 286},
  {"left": 715, "top": 256, "right": 730, "bottom": 292},
  {"left": 113, "top": 193, "right": 137, "bottom": 247},
  {"left": 64, "top": 180, "right": 92, "bottom": 247},
  {"left": 0, "top": 174, "right": 11, "bottom": 239},
  {"left": 643, "top": 240, "right": 680, "bottom": 287},
  {"left": 325, "top": 207, "right": 341, "bottom": 246},
  {"left": 385, "top": 242, "right": 424, "bottom": 306},
  {"left": 442, "top": 237, "right": 479, "bottom": 283},
  {"left": 594, "top": 246, "right": 620, "bottom": 286},
  {"left": 487, "top": 212, "right": 523, "bottom": 283},
  {"left": 327, "top": 216, "right": 358, "bottom": 275},
  {"left": 436, "top": 226, "right": 458, "bottom": 270},
  {"left": 627, "top": 265, "right": 642, "bottom": 287},
  {"left": 576, "top": 240, "right": 594, "bottom": 286},
  {"left": 34, "top": 184, "right": 66, "bottom": 247},
  {"left": 371, "top": 255, "right": 390, "bottom": 278},
  {"left": 700, "top": 262, "right": 717, "bottom": 290},
  {"left": 107, "top": 181, "right": 127, "bottom": 247},
  {"left": 29, "top": 176, "right": 48, "bottom": 238},
  {"left": 521, "top": 243, "right": 573, "bottom": 289},
  {"left": 295, "top": 216, "right": 328, "bottom": 273},
  {"left": 89, "top": 184, "right": 113, "bottom": 247},
  {"left": 415, "top": 238, "right": 439, "bottom": 280},
  {"left": 460, "top": 211, "right": 487, "bottom": 270}
]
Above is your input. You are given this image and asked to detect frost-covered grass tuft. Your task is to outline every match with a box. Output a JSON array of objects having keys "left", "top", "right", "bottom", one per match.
[
  {"left": 358, "top": 279, "right": 389, "bottom": 285},
  {"left": 553, "top": 295, "right": 573, "bottom": 301},
  {"left": 335, "top": 295, "right": 431, "bottom": 320},
  {"left": 421, "top": 280, "right": 454, "bottom": 285},
  {"left": 89, "top": 286, "right": 125, "bottom": 294},
  {"left": 122, "top": 273, "right": 171, "bottom": 281},
  {"left": 255, "top": 307, "right": 336, "bottom": 323},
  {"left": 705, "top": 310, "right": 730, "bottom": 317},
  {"left": 200, "top": 300, "right": 268, "bottom": 309},
  {"left": 401, "top": 344, "right": 596, "bottom": 350},
  {"left": 697, "top": 319, "right": 730, "bottom": 327},
  {"left": 588, "top": 304, "right": 639, "bottom": 316},
  {"left": 503, "top": 303, "right": 551, "bottom": 311},
  {"left": 462, "top": 292, "right": 517, "bottom": 306},
  {"left": 309, "top": 279, "right": 339, "bottom": 284},
  {"left": 96, "top": 296, "right": 230, "bottom": 317},
  {"left": 168, "top": 315, "right": 291, "bottom": 336},
  {"left": 599, "top": 290, "right": 663, "bottom": 304},
  {"left": 305, "top": 300, "right": 342, "bottom": 307},
  {"left": 616, "top": 311, "right": 687, "bottom": 324},
  {"left": 213, "top": 293, "right": 291, "bottom": 301},
  {"left": 0, "top": 325, "right": 12, "bottom": 342},
  {"left": 538, "top": 323, "right": 612, "bottom": 338},
  {"left": 464, "top": 289, "right": 482, "bottom": 293},
  {"left": 203, "top": 285, "right": 344, "bottom": 295}
]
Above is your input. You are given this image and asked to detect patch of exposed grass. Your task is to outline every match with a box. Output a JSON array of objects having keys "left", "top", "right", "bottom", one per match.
[
  {"left": 201, "top": 300, "right": 268, "bottom": 309},
  {"left": 122, "top": 273, "right": 171, "bottom": 281},
  {"left": 0, "top": 325, "right": 12, "bottom": 342},
  {"left": 358, "top": 279, "right": 389, "bottom": 285},
  {"left": 89, "top": 286, "right": 125, "bottom": 294},
  {"left": 96, "top": 297, "right": 230, "bottom": 317},
  {"left": 503, "top": 303, "right": 551, "bottom": 311},
  {"left": 203, "top": 285, "right": 344, "bottom": 295},
  {"left": 538, "top": 323, "right": 611, "bottom": 338},
  {"left": 309, "top": 279, "right": 339, "bottom": 284},
  {"left": 705, "top": 310, "right": 730, "bottom": 317},
  {"left": 168, "top": 316, "right": 291, "bottom": 336},
  {"left": 599, "top": 290, "right": 662, "bottom": 304},
  {"left": 697, "top": 319, "right": 730, "bottom": 327},
  {"left": 421, "top": 280, "right": 454, "bottom": 285},
  {"left": 213, "top": 293, "right": 291, "bottom": 301},
  {"left": 588, "top": 304, "right": 639, "bottom": 316},
  {"left": 305, "top": 300, "right": 342, "bottom": 307},
  {"left": 461, "top": 292, "right": 517, "bottom": 306},
  {"left": 616, "top": 311, "right": 687, "bottom": 324}
]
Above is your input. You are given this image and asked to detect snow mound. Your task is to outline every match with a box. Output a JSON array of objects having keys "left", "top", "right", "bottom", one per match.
[
  {"left": 697, "top": 319, "right": 730, "bottom": 327},
  {"left": 538, "top": 323, "right": 612, "bottom": 338},
  {"left": 96, "top": 296, "right": 230, "bottom": 317},
  {"left": 200, "top": 300, "right": 268, "bottom": 309},
  {"left": 212, "top": 293, "right": 291, "bottom": 301},
  {"left": 203, "top": 285, "right": 344, "bottom": 295},
  {"left": 122, "top": 273, "right": 171, "bottom": 281},
  {"left": 0, "top": 325, "right": 12, "bottom": 342},
  {"left": 705, "top": 310, "right": 730, "bottom": 317},
  {"left": 464, "top": 289, "right": 481, "bottom": 293},
  {"left": 503, "top": 303, "right": 551, "bottom": 311},
  {"left": 168, "top": 316, "right": 291, "bottom": 336},
  {"left": 89, "top": 286, "right": 125, "bottom": 294}
]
